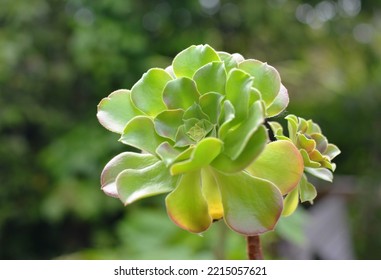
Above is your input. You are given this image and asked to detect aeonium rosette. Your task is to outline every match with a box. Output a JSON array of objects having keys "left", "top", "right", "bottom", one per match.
[{"left": 96, "top": 45, "right": 337, "bottom": 235}]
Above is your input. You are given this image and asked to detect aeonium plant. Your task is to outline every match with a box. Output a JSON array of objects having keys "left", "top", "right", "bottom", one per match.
[{"left": 96, "top": 44, "right": 340, "bottom": 259}]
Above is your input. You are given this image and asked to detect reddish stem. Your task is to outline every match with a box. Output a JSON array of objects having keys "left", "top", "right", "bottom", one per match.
[{"left": 246, "top": 235, "right": 264, "bottom": 260}]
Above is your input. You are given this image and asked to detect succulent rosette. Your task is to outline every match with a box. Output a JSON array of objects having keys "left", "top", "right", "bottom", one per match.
[
  {"left": 97, "top": 44, "right": 311, "bottom": 235},
  {"left": 269, "top": 115, "right": 341, "bottom": 216}
]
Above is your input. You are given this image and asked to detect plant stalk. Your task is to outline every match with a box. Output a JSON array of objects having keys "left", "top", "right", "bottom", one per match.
[{"left": 246, "top": 235, "right": 263, "bottom": 260}]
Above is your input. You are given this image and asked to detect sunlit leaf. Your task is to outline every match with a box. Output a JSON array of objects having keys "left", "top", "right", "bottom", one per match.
[
  {"left": 101, "top": 152, "right": 159, "bottom": 198},
  {"left": 305, "top": 167, "right": 333, "bottom": 182},
  {"left": 218, "top": 51, "right": 244, "bottom": 73},
  {"left": 199, "top": 92, "right": 224, "bottom": 124},
  {"left": 297, "top": 133, "right": 316, "bottom": 153},
  {"left": 97, "top": 89, "right": 142, "bottom": 134},
  {"left": 238, "top": 59, "right": 281, "bottom": 107},
  {"left": 298, "top": 174, "right": 317, "bottom": 203},
  {"left": 213, "top": 170, "right": 283, "bottom": 235},
  {"left": 117, "top": 161, "right": 177, "bottom": 205},
  {"left": 120, "top": 116, "right": 166, "bottom": 155},
  {"left": 247, "top": 140, "right": 304, "bottom": 195},
  {"left": 325, "top": 144, "right": 341, "bottom": 160},
  {"left": 201, "top": 168, "right": 223, "bottom": 220},
  {"left": 266, "top": 84, "right": 289, "bottom": 117},
  {"left": 172, "top": 44, "right": 220, "bottom": 78},
  {"left": 193, "top": 61, "right": 226, "bottom": 95},
  {"left": 154, "top": 109, "right": 184, "bottom": 140},
  {"left": 170, "top": 137, "right": 223, "bottom": 175},
  {"left": 156, "top": 142, "right": 182, "bottom": 167},
  {"left": 162, "top": 77, "right": 200, "bottom": 110},
  {"left": 299, "top": 149, "right": 321, "bottom": 168},
  {"left": 131, "top": 68, "right": 173, "bottom": 116},
  {"left": 225, "top": 68, "right": 253, "bottom": 121},
  {"left": 211, "top": 125, "right": 268, "bottom": 173},
  {"left": 282, "top": 187, "right": 299, "bottom": 217},
  {"left": 222, "top": 101, "right": 264, "bottom": 160},
  {"left": 166, "top": 171, "right": 212, "bottom": 233}
]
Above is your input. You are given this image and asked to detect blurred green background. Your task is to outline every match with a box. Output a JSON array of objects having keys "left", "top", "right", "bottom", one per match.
[{"left": 1, "top": 0, "right": 381, "bottom": 259}]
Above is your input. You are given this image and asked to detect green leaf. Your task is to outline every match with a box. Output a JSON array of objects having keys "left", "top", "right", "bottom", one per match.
[
  {"left": 199, "top": 92, "right": 224, "bottom": 124},
  {"left": 222, "top": 101, "right": 264, "bottom": 160},
  {"left": 101, "top": 152, "right": 159, "bottom": 198},
  {"left": 156, "top": 142, "right": 182, "bottom": 167},
  {"left": 201, "top": 168, "right": 223, "bottom": 220},
  {"left": 268, "top": 121, "right": 284, "bottom": 137},
  {"left": 120, "top": 116, "right": 166, "bottom": 155},
  {"left": 282, "top": 187, "right": 299, "bottom": 217},
  {"left": 117, "top": 161, "right": 177, "bottom": 205},
  {"left": 238, "top": 59, "right": 281, "bottom": 107},
  {"left": 131, "top": 68, "right": 173, "bottom": 116},
  {"left": 218, "top": 100, "right": 235, "bottom": 139},
  {"left": 154, "top": 109, "right": 184, "bottom": 140},
  {"left": 305, "top": 167, "right": 333, "bottom": 182},
  {"left": 162, "top": 77, "right": 200, "bottom": 110},
  {"left": 170, "top": 137, "right": 223, "bottom": 175},
  {"left": 166, "top": 171, "right": 212, "bottom": 233},
  {"left": 174, "top": 125, "right": 195, "bottom": 147},
  {"left": 211, "top": 125, "right": 268, "bottom": 173},
  {"left": 218, "top": 51, "right": 244, "bottom": 73},
  {"left": 213, "top": 170, "right": 283, "bottom": 235},
  {"left": 299, "top": 174, "right": 317, "bottom": 203},
  {"left": 97, "top": 89, "right": 142, "bottom": 134},
  {"left": 247, "top": 140, "right": 304, "bottom": 195},
  {"left": 225, "top": 68, "right": 253, "bottom": 121},
  {"left": 310, "top": 133, "right": 328, "bottom": 154},
  {"left": 297, "top": 133, "right": 316, "bottom": 153},
  {"left": 172, "top": 44, "right": 220, "bottom": 78},
  {"left": 266, "top": 84, "right": 289, "bottom": 117},
  {"left": 193, "top": 61, "right": 226, "bottom": 95},
  {"left": 325, "top": 144, "right": 341, "bottom": 160},
  {"left": 299, "top": 149, "right": 321, "bottom": 168},
  {"left": 285, "top": 114, "right": 298, "bottom": 142},
  {"left": 183, "top": 103, "right": 209, "bottom": 120}
]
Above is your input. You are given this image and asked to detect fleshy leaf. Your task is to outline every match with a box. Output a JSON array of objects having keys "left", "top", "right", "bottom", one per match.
[
  {"left": 201, "top": 168, "right": 223, "bottom": 220},
  {"left": 268, "top": 121, "right": 284, "bottom": 138},
  {"left": 266, "top": 84, "right": 289, "bottom": 117},
  {"left": 300, "top": 149, "right": 321, "bottom": 168},
  {"left": 225, "top": 68, "right": 253, "bottom": 121},
  {"left": 166, "top": 171, "right": 212, "bottom": 233},
  {"left": 238, "top": 59, "right": 281, "bottom": 107},
  {"left": 218, "top": 51, "right": 244, "bottom": 73},
  {"left": 117, "top": 161, "right": 176, "bottom": 205},
  {"left": 193, "top": 61, "right": 226, "bottom": 95},
  {"left": 282, "top": 187, "right": 299, "bottom": 217},
  {"left": 156, "top": 142, "right": 182, "bottom": 167},
  {"left": 162, "top": 77, "right": 200, "bottom": 110},
  {"left": 299, "top": 174, "right": 317, "bottom": 203},
  {"left": 211, "top": 125, "right": 268, "bottom": 173},
  {"left": 305, "top": 167, "right": 333, "bottom": 182},
  {"left": 199, "top": 92, "right": 224, "bottom": 124},
  {"left": 310, "top": 133, "right": 328, "bottom": 154},
  {"left": 170, "top": 137, "right": 223, "bottom": 175},
  {"left": 218, "top": 100, "right": 235, "bottom": 139},
  {"left": 213, "top": 170, "right": 283, "bottom": 235},
  {"left": 154, "top": 109, "right": 184, "bottom": 140},
  {"left": 222, "top": 101, "right": 264, "bottom": 160},
  {"left": 297, "top": 133, "right": 316, "bottom": 153},
  {"left": 183, "top": 103, "right": 209, "bottom": 120},
  {"left": 285, "top": 115, "right": 298, "bottom": 143},
  {"left": 172, "top": 44, "right": 220, "bottom": 78},
  {"left": 325, "top": 144, "right": 341, "bottom": 160},
  {"left": 101, "top": 152, "right": 159, "bottom": 198},
  {"left": 120, "top": 116, "right": 166, "bottom": 155},
  {"left": 174, "top": 125, "right": 195, "bottom": 147},
  {"left": 131, "top": 68, "right": 173, "bottom": 116},
  {"left": 247, "top": 140, "right": 304, "bottom": 195},
  {"left": 97, "top": 89, "right": 142, "bottom": 134}
]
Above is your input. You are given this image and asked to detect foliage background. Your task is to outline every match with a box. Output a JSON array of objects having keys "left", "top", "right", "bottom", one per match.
[{"left": 1, "top": 0, "right": 380, "bottom": 259}]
